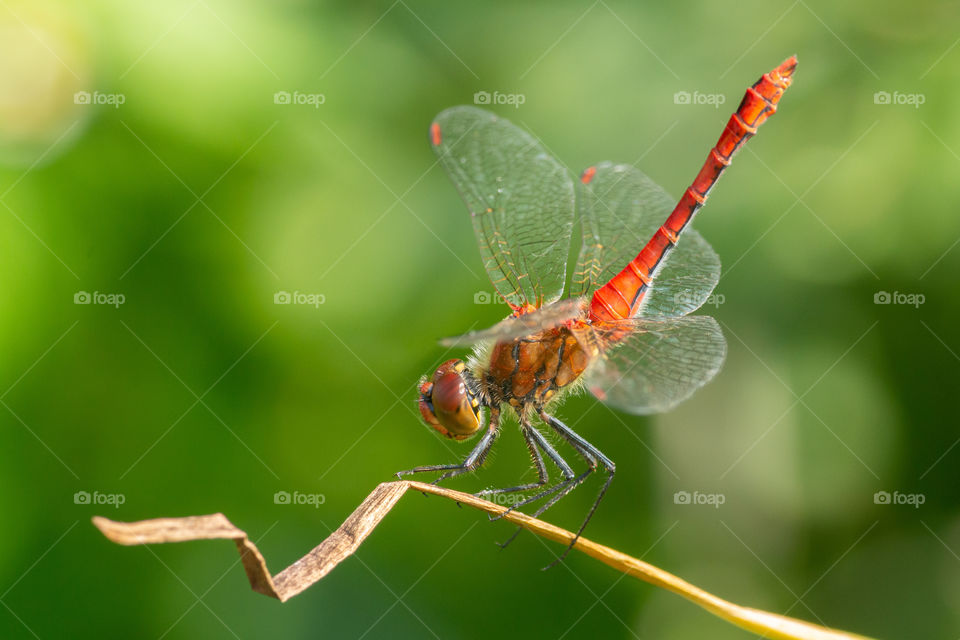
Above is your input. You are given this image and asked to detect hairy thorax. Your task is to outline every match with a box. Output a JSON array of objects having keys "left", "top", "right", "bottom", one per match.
[{"left": 480, "top": 325, "right": 593, "bottom": 414}]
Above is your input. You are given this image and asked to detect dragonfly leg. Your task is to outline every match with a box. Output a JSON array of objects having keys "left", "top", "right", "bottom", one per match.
[
  {"left": 395, "top": 409, "right": 500, "bottom": 484},
  {"left": 493, "top": 419, "right": 588, "bottom": 548},
  {"left": 538, "top": 410, "right": 616, "bottom": 568},
  {"left": 492, "top": 421, "right": 575, "bottom": 519},
  {"left": 475, "top": 422, "right": 549, "bottom": 500},
  {"left": 496, "top": 463, "right": 594, "bottom": 551}
]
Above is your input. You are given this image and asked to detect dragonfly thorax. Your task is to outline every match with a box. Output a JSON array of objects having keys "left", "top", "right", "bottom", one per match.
[{"left": 478, "top": 325, "right": 593, "bottom": 415}]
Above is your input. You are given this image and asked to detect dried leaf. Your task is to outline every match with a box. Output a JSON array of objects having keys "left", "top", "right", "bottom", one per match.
[{"left": 93, "top": 480, "right": 877, "bottom": 640}]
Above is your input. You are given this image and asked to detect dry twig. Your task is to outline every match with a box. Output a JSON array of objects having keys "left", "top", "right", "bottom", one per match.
[{"left": 94, "top": 480, "right": 876, "bottom": 640}]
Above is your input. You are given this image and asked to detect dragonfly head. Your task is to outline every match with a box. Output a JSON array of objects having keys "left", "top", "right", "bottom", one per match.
[{"left": 418, "top": 359, "right": 482, "bottom": 440}]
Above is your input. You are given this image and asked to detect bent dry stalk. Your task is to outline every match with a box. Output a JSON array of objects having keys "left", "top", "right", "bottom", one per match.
[{"left": 92, "top": 480, "right": 875, "bottom": 640}]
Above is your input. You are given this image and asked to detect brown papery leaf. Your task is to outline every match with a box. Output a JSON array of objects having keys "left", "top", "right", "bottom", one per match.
[{"left": 93, "top": 480, "right": 877, "bottom": 640}]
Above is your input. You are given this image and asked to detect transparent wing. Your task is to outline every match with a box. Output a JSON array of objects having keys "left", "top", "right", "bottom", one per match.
[
  {"left": 440, "top": 297, "right": 585, "bottom": 347},
  {"left": 584, "top": 315, "right": 726, "bottom": 414},
  {"left": 572, "top": 162, "right": 673, "bottom": 297},
  {"left": 572, "top": 162, "right": 721, "bottom": 318},
  {"left": 638, "top": 230, "right": 721, "bottom": 320},
  {"left": 432, "top": 107, "right": 575, "bottom": 310}
]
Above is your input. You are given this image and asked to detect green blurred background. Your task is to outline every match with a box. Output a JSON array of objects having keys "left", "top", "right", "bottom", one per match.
[{"left": 1, "top": 0, "right": 957, "bottom": 638}]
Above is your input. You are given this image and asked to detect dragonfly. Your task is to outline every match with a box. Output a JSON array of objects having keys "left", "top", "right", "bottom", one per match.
[{"left": 398, "top": 56, "right": 796, "bottom": 561}]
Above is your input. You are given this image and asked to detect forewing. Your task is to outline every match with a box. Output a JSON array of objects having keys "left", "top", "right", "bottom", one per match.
[
  {"left": 572, "top": 162, "right": 673, "bottom": 298},
  {"left": 432, "top": 107, "right": 575, "bottom": 309},
  {"left": 584, "top": 315, "right": 726, "bottom": 414},
  {"left": 440, "top": 297, "right": 585, "bottom": 347},
  {"left": 638, "top": 230, "right": 721, "bottom": 320},
  {"left": 573, "top": 162, "right": 721, "bottom": 318}
]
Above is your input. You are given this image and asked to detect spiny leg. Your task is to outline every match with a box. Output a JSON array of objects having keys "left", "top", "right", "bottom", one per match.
[
  {"left": 539, "top": 410, "right": 616, "bottom": 568},
  {"left": 496, "top": 414, "right": 603, "bottom": 548},
  {"left": 495, "top": 419, "right": 580, "bottom": 548},
  {"left": 475, "top": 423, "right": 549, "bottom": 501},
  {"left": 526, "top": 466, "right": 594, "bottom": 519},
  {"left": 496, "top": 463, "right": 595, "bottom": 551},
  {"left": 493, "top": 421, "right": 575, "bottom": 518},
  {"left": 396, "top": 409, "right": 500, "bottom": 484}
]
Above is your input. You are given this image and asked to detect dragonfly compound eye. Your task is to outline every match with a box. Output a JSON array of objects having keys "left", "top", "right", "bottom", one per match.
[{"left": 418, "top": 360, "right": 480, "bottom": 440}]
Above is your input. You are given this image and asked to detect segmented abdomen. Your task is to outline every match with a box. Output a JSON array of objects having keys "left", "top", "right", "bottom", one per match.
[{"left": 589, "top": 56, "right": 797, "bottom": 323}]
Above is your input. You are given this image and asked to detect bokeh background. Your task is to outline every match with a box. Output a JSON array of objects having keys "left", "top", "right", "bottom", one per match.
[{"left": 1, "top": 1, "right": 958, "bottom": 638}]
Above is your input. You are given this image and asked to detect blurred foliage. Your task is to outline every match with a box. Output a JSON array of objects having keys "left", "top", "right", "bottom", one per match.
[{"left": 0, "top": 0, "right": 958, "bottom": 638}]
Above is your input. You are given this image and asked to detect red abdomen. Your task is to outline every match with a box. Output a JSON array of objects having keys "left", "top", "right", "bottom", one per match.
[{"left": 590, "top": 56, "right": 797, "bottom": 323}]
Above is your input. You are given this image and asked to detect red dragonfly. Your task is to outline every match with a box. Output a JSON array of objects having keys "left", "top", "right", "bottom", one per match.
[{"left": 399, "top": 57, "right": 796, "bottom": 559}]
